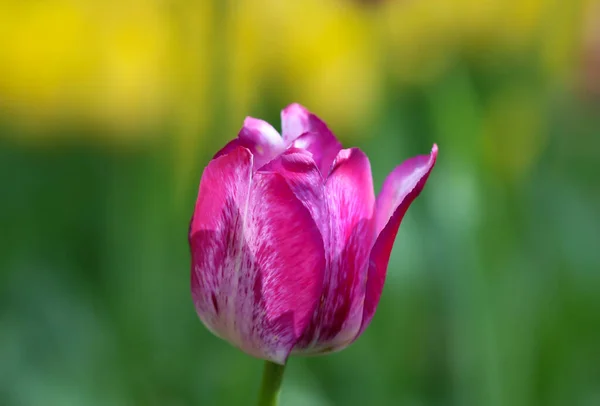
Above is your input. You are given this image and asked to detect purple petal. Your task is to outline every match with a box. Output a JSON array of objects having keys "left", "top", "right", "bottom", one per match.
[
  {"left": 190, "top": 146, "right": 325, "bottom": 364},
  {"left": 190, "top": 147, "right": 253, "bottom": 342},
  {"left": 214, "top": 117, "right": 284, "bottom": 170},
  {"left": 359, "top": 144, "right": 438, "bottom": 335},
  {"left": 281, "top": 103, "right": 339, "bottom": 146},
  {"left": 280, "top": 103, "right": 312, "bottom": 144},
  {"left": 294, "top": 148, "right": 376, "bottom": 354},
  {"left": 291, "top": 131, "right": 342, "bottom": 177},
  {"left": 260, "top": 148, "right": 327, "bottom": 231}
]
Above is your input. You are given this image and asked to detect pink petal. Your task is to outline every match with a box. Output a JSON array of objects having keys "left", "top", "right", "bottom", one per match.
[
  {"left": 280, "top": 103, "right": 312, "bottom": 144},
  {"left": 190, "top": 147, "right": 253, "bottom": 341},
  {"left": 360, "top": 144, "right": 438, "bottom": 335},
  {"left": 291, "top": 131, "right": 342, "bottom": 177},
  {"left": 294, "top": 148, "right": 376, "bottom": 354},
  {"left": 259, "top": 148, "right": 327, "bottom": 231},
  {"left": 281, "top": 103, "right": 339, "bottom": 145},
  {"left": 214, "top": 117, "right": 284, "bottom": 170},
  {"left": 280, "top": 103, "right": 342, "bottom": 176},
  {"left": 190, "top": 146, "right": 325, "bottom": 364}
]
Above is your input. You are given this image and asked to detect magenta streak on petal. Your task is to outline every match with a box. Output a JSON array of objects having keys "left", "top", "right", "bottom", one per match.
[
  {"left": 190, "top": 147, "right": 325, "bottom": 364},
  {"left": 294, "top": 148, "right": 376, "bottom": 354},
  {"left": 214, "top": 117, "right": 284, "bottom": 170},
  {"left": 359, "top": 144, "right": 438, "bottom": 336}
]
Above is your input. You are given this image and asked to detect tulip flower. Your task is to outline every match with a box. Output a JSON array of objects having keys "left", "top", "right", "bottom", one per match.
[{"left": 189, "top": 103, "right": 437, "bottom": 405}]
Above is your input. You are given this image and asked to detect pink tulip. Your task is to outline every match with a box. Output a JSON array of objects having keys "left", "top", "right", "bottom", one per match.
[{"left": 190, "top": 104, "right": 437, "bottom": 364}]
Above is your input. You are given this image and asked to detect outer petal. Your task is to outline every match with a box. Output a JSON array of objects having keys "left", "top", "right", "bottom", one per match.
[
  {"left": 294, "top": 148, "right": 376, "bottom": 354},
  {"left": 214, "top": 117, "right": 284, "bottom": 169},
  {"left": 360, "top": 144, "right": 438, "bottom": 335},
  {"left": 190, "top": 147, "right": 253, "bottom": 341},
  {"left": 190, "top": 147, "right": 325, "bottom": 364}
]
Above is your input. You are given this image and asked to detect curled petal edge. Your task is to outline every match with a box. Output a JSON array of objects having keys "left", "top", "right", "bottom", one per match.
[{"left": 358, "top": 144, "right": 438, "bottom": 337}]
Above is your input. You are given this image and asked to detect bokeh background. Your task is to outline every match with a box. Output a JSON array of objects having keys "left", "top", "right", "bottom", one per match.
[{"left": 1, "top": 0, "right": 599, "bottom": 405}]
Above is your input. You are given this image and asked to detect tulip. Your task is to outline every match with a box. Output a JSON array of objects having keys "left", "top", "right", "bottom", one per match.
[{"left": 189, "top": 103, "right": 437, "bottom": 403}]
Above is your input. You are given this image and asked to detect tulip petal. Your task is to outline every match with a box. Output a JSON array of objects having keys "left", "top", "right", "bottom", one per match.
[
  {"left": 190, "top": 147, "right": 325, "bottom": 364},
  {"left": 281, "top": 102, "right": 339, "bottom": 146},
  {"left": 190, "top": 147, "right": 253, "bottom": 341},
  {"left": 291, "top": 131, "right": 342, "bottom": 177},
  {"left": 280, "top": 103, "right": 312, "bottom": 144},
  {"left": 295, "top": 148, "right": 376, "bottom": 353},
  {"left": 280, "top": 103, "right": 342, "bottom": 176},
  {"left": 214, "top": 117, "right": 284, "bottom": 169},
  {"left": 360, "top": 144, "right": 438, "bottom": 334},
  {"left": 259, "top": 148, "right": 326, "bottom": 230}
]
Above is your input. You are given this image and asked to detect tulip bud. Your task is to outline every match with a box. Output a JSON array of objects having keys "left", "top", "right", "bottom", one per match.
[{"left": 190, "top": 104, "right": 437, "bottom": 364}]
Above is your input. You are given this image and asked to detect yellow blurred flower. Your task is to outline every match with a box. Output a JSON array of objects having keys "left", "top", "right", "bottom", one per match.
[
  {"left": 0, "top": 0, "right": 95, "bottom": 126},
  {"left": 0, "top": 0, "right": 209, "bottom": 144},
  {"left": 0, "top": 0, "right": 587, "bottom": 149}
]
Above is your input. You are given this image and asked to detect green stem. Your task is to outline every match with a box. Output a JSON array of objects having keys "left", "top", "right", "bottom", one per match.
[{"left": 256, "top": 361, "right": 286, "bottom": 406}]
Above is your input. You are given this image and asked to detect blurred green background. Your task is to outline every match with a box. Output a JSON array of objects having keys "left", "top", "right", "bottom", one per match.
[{"left": 1, "top": 0, "right": 599, "bottom": 405}]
